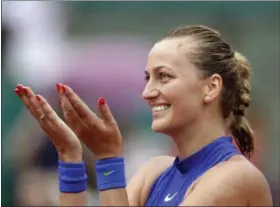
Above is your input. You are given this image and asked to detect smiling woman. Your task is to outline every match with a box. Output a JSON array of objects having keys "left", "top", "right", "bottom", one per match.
[
  {"left": 143, "top": 37, "right": 208, "bottom": 137},
  {"left": 14, "top": 25, "right": 272, "bottom": 206}
]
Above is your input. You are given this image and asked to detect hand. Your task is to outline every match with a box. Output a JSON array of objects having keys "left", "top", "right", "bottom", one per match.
[
  {"left": 56, "top": 84, "right": 122, "bottom": 160},
  {"left": 14, "top": 84, "right": 83, "bottom": 162}
]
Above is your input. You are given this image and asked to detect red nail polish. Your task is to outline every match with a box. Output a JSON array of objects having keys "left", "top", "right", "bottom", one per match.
[
  {"left": 36, "top": 95, "right": 41, "bottom": 101},
  {"left": 61, "top": 85, "right": 66, "bottom": 93},
  {"left": 56, "top": 83, "right": 60, "bottom": 92},
  {"left": 98, "top": 97, "right": 105, "bottom": 105},
  {"left": 14, "top": 88, "right": 20, "bottom": 95}
]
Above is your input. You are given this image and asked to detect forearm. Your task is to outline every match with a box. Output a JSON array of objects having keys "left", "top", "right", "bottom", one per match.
[
  {"left": 99, "top": 188, "right": 129, "bottom": 206},
  {"left": 60, "top": 192, "right": 87, "bottom": 206}
]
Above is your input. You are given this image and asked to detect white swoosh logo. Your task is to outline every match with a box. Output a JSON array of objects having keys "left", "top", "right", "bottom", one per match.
[{"left": 164, "top": 192, "right": 178, "bottom": 202}]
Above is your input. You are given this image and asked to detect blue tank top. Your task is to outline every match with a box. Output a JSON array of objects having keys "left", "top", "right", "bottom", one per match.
[{"left": 145, "top": 136, "right": 241, "bottom": 206}]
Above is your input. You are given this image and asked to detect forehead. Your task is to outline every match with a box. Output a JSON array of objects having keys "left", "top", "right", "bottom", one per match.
[{"left": 146, "top": 38, "right": 194, "bottom": 72}]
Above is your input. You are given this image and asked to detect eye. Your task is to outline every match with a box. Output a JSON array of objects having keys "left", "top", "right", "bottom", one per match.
[{"left": 159, "top": 72, "right": 171, "bottom": 82}]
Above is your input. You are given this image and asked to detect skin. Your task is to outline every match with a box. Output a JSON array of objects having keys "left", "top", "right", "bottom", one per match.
[
  {"left": 15, "top": 37, "right": 273, "bottom": 206},
  {"left": 143, "top": 38, "right": 226, "bottom": 159},
  {"left": 14, "top": 85, "right": 87, "bottom": 206}
]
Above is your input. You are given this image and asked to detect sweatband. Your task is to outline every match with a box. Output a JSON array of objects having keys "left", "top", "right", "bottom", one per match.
[
  {"left": 58, "top": 160, "right": 88, "bottom": 193},
  {"left": 95, "top": 157, "right": 126, "bottom": 191}
]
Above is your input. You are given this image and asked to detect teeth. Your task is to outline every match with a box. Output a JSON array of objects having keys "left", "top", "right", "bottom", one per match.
[{"left": 152, "top": 105, "right": 170, "bottom": 112}]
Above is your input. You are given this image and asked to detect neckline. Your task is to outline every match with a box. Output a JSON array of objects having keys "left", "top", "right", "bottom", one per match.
[{"left": 173, "top": 136, "right": 236, "bottom": 174}]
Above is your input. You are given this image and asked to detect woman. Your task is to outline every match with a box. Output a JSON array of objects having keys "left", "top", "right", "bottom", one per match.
[{"left": 14, "top": 25, "right": 272, "bottom": 206}]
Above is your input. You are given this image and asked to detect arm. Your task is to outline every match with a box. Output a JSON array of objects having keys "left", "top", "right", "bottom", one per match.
[
  {"left": 58, "top": 155, "right": 88, "bottom": 206},
  {"left": 97, "top": 157, "right": 150, "bottom": 206},
  {"left": 98, "top": 158, "right": 150, "bottom": 206},
  {"left": 180, "top": 159, "right": 273, "bottom": 206},
  {"left": 60, "top": 192, "right": 87, "bottom": 206},
  {"left": 57, "top": 84, "right": 174, "bottom": 206},
  {"left": 98, "top": 156, "right": 174, "bottom": 206},
  {"left": 248, "top": 169, "right": 273, "bottom": 206},
  {"left": 14, "top": 85, "right": 87, "bottom": 206},
  {"left": 99, "top": 189, "right": 129, "bottom": 206}
]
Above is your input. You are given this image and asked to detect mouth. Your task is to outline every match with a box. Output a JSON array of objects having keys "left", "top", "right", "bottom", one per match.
[{"left": 151, "top": 104, "right": 171, "bottom": 114}]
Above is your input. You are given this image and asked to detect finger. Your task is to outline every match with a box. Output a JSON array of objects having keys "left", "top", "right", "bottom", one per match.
[
  {"left": 36, "top": 95, "right": 60, "bottom": 124},
  {"left": 14, "top": 86, "right": 64, "bottom": 146},
  {"left": 15, "top": 84, "right": 41, "bottom": 118},
  {"left": 35, "top": 95, "right": 69, "bottom": 143},
  {"left": 33, "top": 95, "right": 77, "bottom": 148},
  {"left": 60, "top": 92, "right": 83, "bottom": 128},
  {"left": 97, "top": 97, "right": 116, "bottom": 126},
  {"left": 57, "top": 84, "right": 102, "bottom": 128},
  {"left": 16, "top": 84, "right": 34, "bottom": 107},
  {"left": 60, "top": 94, "right": 95, "bottom": 145}
]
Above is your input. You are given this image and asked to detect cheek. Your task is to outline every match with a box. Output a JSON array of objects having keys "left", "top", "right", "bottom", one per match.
[{"left": 170, "top": 81, "right": 203, "bottom": 115}]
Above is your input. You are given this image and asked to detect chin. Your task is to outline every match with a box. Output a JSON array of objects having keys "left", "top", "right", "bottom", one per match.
[{"left": 151, "top": 119, "right": 171, "bottom": 134}]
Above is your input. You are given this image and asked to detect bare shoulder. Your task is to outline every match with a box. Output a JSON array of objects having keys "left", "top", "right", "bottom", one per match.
[
  {"left": 127, "top": 156, "right": 174, "bottom": 206},
  {"left": 182, "top": 155, "right": 273, "bottom": 206}
]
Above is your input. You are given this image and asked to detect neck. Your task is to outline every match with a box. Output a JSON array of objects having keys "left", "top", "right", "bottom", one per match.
[{"left": 171, "top": 115, "right": 226, "bottom": 160}]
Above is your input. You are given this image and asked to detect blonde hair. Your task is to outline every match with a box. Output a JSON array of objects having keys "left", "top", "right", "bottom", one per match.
[{"left": 161, "top": 25, "right": 254, "bottom": 158}]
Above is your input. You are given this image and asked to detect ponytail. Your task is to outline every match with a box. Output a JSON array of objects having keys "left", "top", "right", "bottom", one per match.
[
  {"left": 230, "top": 52, "right": 254, "bottom": 158},
  {"left": 160, "top": 25, "right": 255, "bottom": 158}
]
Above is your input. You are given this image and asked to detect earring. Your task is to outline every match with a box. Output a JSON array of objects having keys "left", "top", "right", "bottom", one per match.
[{"left": 205, "top": 96, "right": 210, "bottom": 102}]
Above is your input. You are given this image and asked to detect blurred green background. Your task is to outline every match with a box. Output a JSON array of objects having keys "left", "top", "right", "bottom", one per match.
[{"left": 2, "top": 2, "right": 279, "bottom": 206}]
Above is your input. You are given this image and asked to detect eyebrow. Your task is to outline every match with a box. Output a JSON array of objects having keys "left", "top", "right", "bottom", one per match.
[{"left": 145, "top": 66, "right": 172, "bottom": 75}]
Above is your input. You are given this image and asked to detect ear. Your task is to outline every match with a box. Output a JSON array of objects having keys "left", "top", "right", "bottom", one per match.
[{"left": 203, "top": 74, "right": 223, "bottom": 104}]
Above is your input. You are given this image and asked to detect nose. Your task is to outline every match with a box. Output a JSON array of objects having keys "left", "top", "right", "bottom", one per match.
[{"left": 142, "top": 82, "right": 159, "bottom": 100}]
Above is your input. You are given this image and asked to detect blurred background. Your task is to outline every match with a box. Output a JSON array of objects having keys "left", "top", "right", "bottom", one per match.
[{"left": 1, "top": 1, "right": 279, "bottom": 206}]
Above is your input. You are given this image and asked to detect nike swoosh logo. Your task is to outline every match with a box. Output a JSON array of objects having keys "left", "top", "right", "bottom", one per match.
[
  {"left": 164, "top": 192, "right": 178, "bottom": 202},
  {"left": 103, "top": 170, "right": 115, "bottom": 176}
]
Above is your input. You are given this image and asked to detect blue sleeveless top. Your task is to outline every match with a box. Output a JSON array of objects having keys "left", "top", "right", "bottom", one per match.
[{"left": 145, "top": 136, "right": 241, "bottom": 206}]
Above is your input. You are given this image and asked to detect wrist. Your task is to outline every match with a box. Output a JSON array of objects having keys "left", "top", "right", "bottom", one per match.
[
  {"left": 59, "top": 152, "right": 83, "bottom": 163},
  {"left": 95, "top": 157, "right": 126, "bottom": 191},
  {"left": 95, "top": 153, "right": 122, "bottom": 160},
  {"left": 58, "top": 160, "right": 88, "bottom": 193}
]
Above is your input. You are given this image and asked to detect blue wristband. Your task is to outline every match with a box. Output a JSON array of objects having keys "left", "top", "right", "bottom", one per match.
[
  {"left": 58, "top": 161, "right": 88, "bottom": 193},
  {"left": 95, "top": 157, "right": 126, "bottom": 191}
]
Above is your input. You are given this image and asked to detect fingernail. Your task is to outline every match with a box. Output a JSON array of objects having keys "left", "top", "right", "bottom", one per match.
[
  {"left": 98, "top": 97, "right": 105, "bottom": 105},
  {"left": 14, "top": 88, "right": 20, "bottom": 95},
  {"left": 60, "top": 84, "right": 66, "bottom": 93},
  {"left": 36, "top": 95, "right": 41, "bottom": 101},
  {"left": 56, "top": 83, "right": 60, "bottom": 92},
  {"left": 22, "top": 87, "right": 28, "bottom": 95},
  {"left": 17, "top": 85, "right": 23, "bottom": 91}
]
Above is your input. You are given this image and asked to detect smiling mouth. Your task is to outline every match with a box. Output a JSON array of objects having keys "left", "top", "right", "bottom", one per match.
[{"left": 152, "top": 104, "right": 171, "bottom": 113}]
